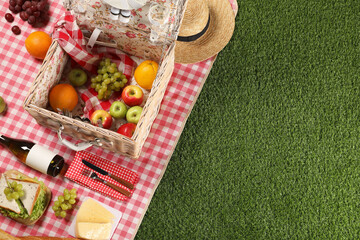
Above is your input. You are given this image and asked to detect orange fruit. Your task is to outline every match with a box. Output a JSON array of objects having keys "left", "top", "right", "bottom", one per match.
[
  {"left": 25, "top": 31, "right": 52, "bottom": 60},
  {"left": 134, "top": 60, "right": 159, "bottom": 90},
  {"left": 49, "top": 83, "right": 78, "bottom": 112}
]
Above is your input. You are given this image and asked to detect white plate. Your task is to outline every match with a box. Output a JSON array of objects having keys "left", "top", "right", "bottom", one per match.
[{"left": 67, "top": 197, "right": 123, "bottom": 240}]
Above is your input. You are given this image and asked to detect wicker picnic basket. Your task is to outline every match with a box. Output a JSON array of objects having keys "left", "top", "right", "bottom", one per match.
[{"left": 23, "top": 0, "right": 188, "bottom": 159}]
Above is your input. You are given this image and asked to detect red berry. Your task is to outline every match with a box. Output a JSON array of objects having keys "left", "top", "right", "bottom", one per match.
[
  {"left": 19, "top": 11, "right": 29, "bottom": 21},
  {"left": 9, "top": 5, "right": 18, "bottom": 13},
  {"left": 36, "top": 1, "right": 46, "bottom": 10},
  {"left": 9, "top": 0, "right": 16, "bottom": 7},
  {"left": 5, "top": 13, "right": 14, "bottom": 23},
  {"left": 30, "top": 5, "right": 37, "bottom": 11},
  {"left": 27, "top": 15, "right": 36, "bottom": 25},
  {"left": 25, "top": 7, "right": 32, "bottom": 15},
  {"left": 33, "top": 11, "right": 40, "bottom": 17},
  {"left": 11, "top": 26, "right": 21, "bottom": 35},
  {"left": 39, "top": 13, "right": 48, "bottom": 23},
  {"left": 14, "top": 5, "right": 22, "bottom": 12},
  {"left": 22, "top": 1, "right": 31, "bottom": 10}
]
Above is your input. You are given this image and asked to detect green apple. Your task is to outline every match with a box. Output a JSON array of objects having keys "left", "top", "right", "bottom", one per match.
[
  {"left": 109, "top": 101, "right": 127, "bottom": 119},
  {"left": 68, "top": 68, "right": 88, "bottom": 87},
  {"left": 126, "top": 106, "right": 143, "bottom": 124},
  {"left": 0, "top": 96, "right": 7, "bottom": 115}
]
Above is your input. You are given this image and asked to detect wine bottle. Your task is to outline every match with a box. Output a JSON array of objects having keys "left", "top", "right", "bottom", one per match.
[{"left": 0, "top": 135, "right": 65, "bottom": 177}]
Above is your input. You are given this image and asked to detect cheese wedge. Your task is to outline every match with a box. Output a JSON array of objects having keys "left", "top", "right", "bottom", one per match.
[
  {"left": 76, "top": 222, "right": 112, "bottom": 240},
  {"left": 75, "top": 198, "right": 115, "bottom": 239},
  {"left": 76, "top": 198, "right": 114, "bottom": 223}
]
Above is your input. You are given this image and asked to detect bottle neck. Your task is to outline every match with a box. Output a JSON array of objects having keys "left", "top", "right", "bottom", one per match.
[
  {"left": 0, "top": 135, "right": 11, "bottom": 148},
  {"left": 0, "top": 135, "right": 34, "bottom": 154}
]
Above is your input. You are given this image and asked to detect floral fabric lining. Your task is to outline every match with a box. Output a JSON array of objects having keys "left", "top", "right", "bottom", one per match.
[{"left": 64, "top": 0, "right": 177, "bottom": 60}]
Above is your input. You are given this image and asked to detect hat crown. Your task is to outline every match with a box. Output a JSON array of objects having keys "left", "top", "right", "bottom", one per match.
[
  {"left": 175, "top": 0, "right": 236, "bottom": 64},
  {"left": 179, "top": 0, "right": 210, "bottom": 37}
]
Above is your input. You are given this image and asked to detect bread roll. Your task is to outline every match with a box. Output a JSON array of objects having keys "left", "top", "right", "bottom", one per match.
[{"left": 0, "top": 229, "right": 20, "bottom": 240}]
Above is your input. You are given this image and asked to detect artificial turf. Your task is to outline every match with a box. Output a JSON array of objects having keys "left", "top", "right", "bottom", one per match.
[{"left": 135, "top": 0, "right": 360, "bottom": 239}]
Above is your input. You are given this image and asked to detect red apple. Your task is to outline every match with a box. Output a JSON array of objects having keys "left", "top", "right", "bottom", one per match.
[
  {"left": 90, "top": 109, "right": 113, "bottom": 129},
  {"left": 121, "top": 85, "right": 144, "bottom": 106},
  {"left": 117, "top": 123, "right": 137, "bottom": 138}
]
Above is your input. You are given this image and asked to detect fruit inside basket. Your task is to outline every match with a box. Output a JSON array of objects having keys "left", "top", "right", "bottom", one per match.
[
  {"left": 23, "top": 0, "right": 187, "bottom": 158},
  {"left": 48, "top": 51, "right": 153, "bottom": 133},
  {"left": 24, "top": 41, "right": 174, "bottom": 158}
]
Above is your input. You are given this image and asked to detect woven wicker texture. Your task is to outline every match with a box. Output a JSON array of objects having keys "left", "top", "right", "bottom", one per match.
[{"left": 23, "top": 40, "right": 175, "bottom": 159}]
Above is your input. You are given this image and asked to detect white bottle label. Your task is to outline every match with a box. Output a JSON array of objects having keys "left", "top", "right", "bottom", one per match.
[{"left": 26, "top": 144, "right": 56, "bottom": 174}]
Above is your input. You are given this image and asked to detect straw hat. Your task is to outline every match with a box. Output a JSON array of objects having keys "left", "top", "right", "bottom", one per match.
[{"left": 175, "top": 0, "right": 235, "bottom": 64}]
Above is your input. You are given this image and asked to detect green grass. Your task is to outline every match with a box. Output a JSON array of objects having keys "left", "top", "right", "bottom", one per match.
[{"left": 135, "top": 0, "right": 360, "bottom": 239}]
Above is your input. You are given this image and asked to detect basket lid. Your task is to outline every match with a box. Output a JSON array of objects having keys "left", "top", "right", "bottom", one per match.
[{"left": 63, "top": 0, "right": 187, "bottom": 60}]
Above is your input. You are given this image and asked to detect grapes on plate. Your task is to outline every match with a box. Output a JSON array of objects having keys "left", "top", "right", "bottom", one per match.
[{"left": 51, "top": 188, "right": 78, "bottom": 218}]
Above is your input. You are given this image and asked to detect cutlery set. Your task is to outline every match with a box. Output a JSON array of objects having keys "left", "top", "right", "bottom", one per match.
[{"left": 81, "top": 159, "right": 133, "bottom": 197}]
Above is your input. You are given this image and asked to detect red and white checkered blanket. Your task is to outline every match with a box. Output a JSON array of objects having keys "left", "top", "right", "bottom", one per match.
[{"left": 0, "top": 1, "right": 238, "bottom": 239}]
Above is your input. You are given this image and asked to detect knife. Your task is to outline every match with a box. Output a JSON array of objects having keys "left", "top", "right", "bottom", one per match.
[{"left": 82, "top": 159, "right": 134, "bottom": 190}]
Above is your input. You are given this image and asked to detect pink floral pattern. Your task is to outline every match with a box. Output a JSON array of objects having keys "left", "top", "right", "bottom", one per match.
[
  {"left": 63, "top": 0, "right": 181, "bottom": 60},
  {"left": 138, "top": 23, "right": 147, "bottom": 29},
  {"left": 91, "top": 1, "right": 101, "bottom": 9},
  {"left": 125, "top": 31, "right": 136, "bottom": 38}
]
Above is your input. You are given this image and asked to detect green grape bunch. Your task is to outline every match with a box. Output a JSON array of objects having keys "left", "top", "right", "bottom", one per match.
[
  {"left": 4, "top": 181, "right": 24, "bottom": 201},
  {"left": 52, "top": 188, "right": 77, "bottom": 218},
  {"left": 90, "top": 58, "right": 128, "bottom": 100}
]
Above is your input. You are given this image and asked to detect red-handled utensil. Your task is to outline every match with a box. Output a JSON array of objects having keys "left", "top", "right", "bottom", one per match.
[
  {"left": 81, "top": 169, "right": 131, "bottom": 197},
  {"left": 82, "top": 159, "right": 134, "bottom": 189}
]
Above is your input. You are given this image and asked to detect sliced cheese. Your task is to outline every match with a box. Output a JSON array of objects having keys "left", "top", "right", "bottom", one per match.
[
  {"left": 76, "top": 198, "right": 114, "bottom": 224},
  {"left": 0, "top": 175, "right": 21, "bottom": 214},
  {"left": 7, "top": 179, "right": 40, "bottom": 215},
  {"left": 76, "top": 222, "right": 112, "bottom": 240}
]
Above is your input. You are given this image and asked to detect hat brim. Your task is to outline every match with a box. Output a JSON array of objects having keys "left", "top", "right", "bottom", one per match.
[{"left": 175, "top": 0, "right": 235, "bottom": 64}]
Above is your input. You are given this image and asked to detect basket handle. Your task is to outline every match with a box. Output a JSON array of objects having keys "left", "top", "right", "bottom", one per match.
[
  {"left": 57, "top": 124, "right": 100, "bottom": 151},
  {"left": 84, "top": 28, "right": 117, "bottom": 50},
  {"left": 87, "top": 28, "right": 102, "bottom": 49}
]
